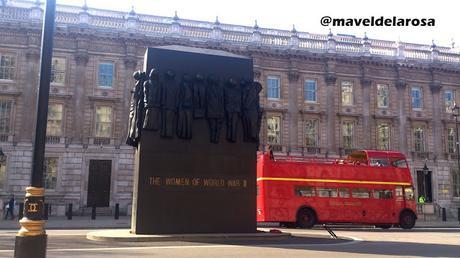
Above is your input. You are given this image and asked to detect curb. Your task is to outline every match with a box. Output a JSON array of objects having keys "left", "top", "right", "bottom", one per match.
[{"left": 86, "top": 229, "right": 291, "bottom": 242}]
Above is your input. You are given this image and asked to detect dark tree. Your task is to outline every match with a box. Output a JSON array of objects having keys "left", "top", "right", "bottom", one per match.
[
  {"left": 193, "top": 73, "right": 206, "bottom": 119},
  {"left": 160, "top": 70, "right": 179, "bottom": 138},
  {"left": 143, "top": 68, "right": 162, "bottom": 131},
  {"left": 224, "top": 78, "right": 242, "bottom": 142},
  {"left": 126, "top": 71, "right": 146, "bottom": 147},
  {"left": 206, "top": 75, "right": 224, "bottom": 143},
  {"left": 176, "top": 74, "right": 193, "bottom": 139},
  {"left": 241, "top": 81, "right": 262, "bottom": 142}
]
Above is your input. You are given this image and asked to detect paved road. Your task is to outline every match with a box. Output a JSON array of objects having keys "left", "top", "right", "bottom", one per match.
[{"left": 0, "top": 227, "right": 458, "bottom": 257}]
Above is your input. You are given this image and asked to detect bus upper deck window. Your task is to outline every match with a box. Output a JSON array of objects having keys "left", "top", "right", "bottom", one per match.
[
  {"left": 391, "top": 158, "right": 408, "bottom": 168},
  {"left": 404, "top": 186, "right": 415, "bottom": 200},
  {"left": 370, "top": 158, "right": 390, "bottom": 167}
]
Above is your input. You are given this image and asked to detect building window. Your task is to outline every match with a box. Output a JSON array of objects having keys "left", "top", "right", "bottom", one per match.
[
  {"left": 377, "top": 123, "right": 390, "bottom": 150},
  {"left": 413, "top": 127, "right": 425, "bottom": 152},
  {"left": 267, "top": 76, "right": 280, "bottom": 99},
  {"left": 43, "top": 157, "right": 58, "bottom": 190},
  {"left": 0, "top": 54, "right": 15, "bottom": 80},
  {"left": 47, "top": 104, "right": 63, "bottom": 136},
  {"left": 98, "top": 63, "right": 114, "bottom": 87},
  {"left": 341, "top": 81, "right": 353, "bottom": 106},
  {"left": 267, "top": 116, "right": 281, "bottom": 144},
  {"left": 411, "top": 87, "right": 423, "bottom": 109},
  {"left": 0, "top": 162, "right": 5, "bottom": 190},
  {"left": 51, "top": 57, "right": 66, "bottom": 84},
  {"left": 447, "top": 128, "right": 456, "bottom": 154},
  {"left": 377, "top": 84, "right": 389, "bottom": 108},
  {"left": 304, "top": 80, "right": 317, "bottom": 102},
  {"left": 0, "top": 100, "right": 12, "bottom": 135},
  {"left": 95, "top": 106, "right": 113, "bottom": 138},
  {"left": 304, "top": 119, "right": 318, "bottom": 147},
  {"left": 342, "top": 121, "right": 354, "bottom": 149},
  {"left": 444, "top": 90, "right": 455, "bottom": 113}
]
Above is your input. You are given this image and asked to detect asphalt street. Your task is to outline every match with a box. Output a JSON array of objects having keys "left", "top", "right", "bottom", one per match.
[{"left": 0, "top": 227, "right": 458, "bottom": 257}]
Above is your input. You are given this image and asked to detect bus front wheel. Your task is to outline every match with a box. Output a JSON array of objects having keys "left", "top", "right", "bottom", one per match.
[
  {"left": 399, "top": 211, "right": 416, "bottom": 229},
  {"left": 297, "top": 208, "right": 316, "bottom": 228}
]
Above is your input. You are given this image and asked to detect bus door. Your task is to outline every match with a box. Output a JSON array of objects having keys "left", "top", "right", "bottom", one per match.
[
  {"left": 366, "top": 188, "right": 396, "bottom": 224},
  {"left": 394, "top": 185, "right": 406, "bottom": 217}
]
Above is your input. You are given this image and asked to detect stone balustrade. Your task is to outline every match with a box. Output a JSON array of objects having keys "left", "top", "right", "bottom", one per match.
[{"left": 2, "top": 0, "right": 460, "bottom": 66}]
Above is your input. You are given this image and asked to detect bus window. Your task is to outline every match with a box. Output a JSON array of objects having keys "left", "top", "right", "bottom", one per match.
[
  {"left": 404, "top": 186, "right": 415, "bottom": 200},
  {"left": 339, "top": 188, "right": 350, "bottom": 198},
  {"left": 370, "top": 158, "right": 390, "bottom": 167},
  {"left": 352, "top": 188, "right": 371, "bottom": 198},
  {"left": 295, "top": 186, "right": 315, "bottom": 197},
  {"left": 395, "top": 186, "right": 403, "bottom": 197},
  {"left": 317, "top": 188, "right": 338, "bottom": 197},
  {"left": 391, "top": 158, "right": 408, "bottom": 168},
  {"left": 374, "top": 189, "right": 393, "bottom": 199}
]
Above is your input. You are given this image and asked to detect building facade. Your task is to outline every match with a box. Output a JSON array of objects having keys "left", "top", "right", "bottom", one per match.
[{"left": 0, "top": 0, "right": 459, "bottom": 217}]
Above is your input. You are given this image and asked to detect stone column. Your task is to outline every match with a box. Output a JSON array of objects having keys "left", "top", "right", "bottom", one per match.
[
  {"left": 325, "top": 73, "right": 337, "bottom": 155},
  {"left": 430, "top": 81, "right": 442, "bottom": 159},
  {"left": 288, "top": 69, "right": 299, "bottom": 152},
  {"left": 72, "top": 52, "right": 89, "bottom": 144},
  {"left": 361, "top": 78, "right": 372, "bottom": 149},
  {"left": 21, "top": 48, "right": 40, "bottom": 142},
  {"left": 396, "top": 79, "right": 408, "bottom": 154}
]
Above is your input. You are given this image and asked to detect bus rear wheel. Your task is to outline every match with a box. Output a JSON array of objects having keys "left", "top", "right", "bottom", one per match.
[
  {"left": 297, "top": 208, "right": 316, "bottom": 228},
  {"left": 399, "top": 211, "right": 416, "bottom": 229}
]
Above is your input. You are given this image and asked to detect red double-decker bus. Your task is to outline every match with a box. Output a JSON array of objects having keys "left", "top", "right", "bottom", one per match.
[{"left": 257, "top": 150, "right": 417, "bottom": 229}]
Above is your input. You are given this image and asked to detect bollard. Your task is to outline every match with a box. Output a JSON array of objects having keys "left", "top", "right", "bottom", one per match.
[
  {"left": 442, "top": 207, "right": 447, "bottom": 222},
  {"left": 18, "top": 203, "right": 24, "bottom": 220},
  {"left": 67, "top": 204, "right": 72, "bottom": 220},
  {"left": 44, "top": 203, "right": 49, "bottom": 220},
  {"left": 458, "top": 208, "right": 460, "bottom": 224},
  {"left": 91, "top": 205, "right": 96, "bottom": 220},
  {"left": 114, "top": 203, "right": 119, "bottom": 220}
]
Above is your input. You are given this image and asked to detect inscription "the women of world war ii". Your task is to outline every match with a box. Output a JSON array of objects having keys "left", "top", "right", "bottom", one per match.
[{"left": 149, "top": 176, "right": 248, "bottom": 189}]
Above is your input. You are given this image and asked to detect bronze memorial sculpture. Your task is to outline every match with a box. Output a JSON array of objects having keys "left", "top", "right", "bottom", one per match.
[{"left": 127, "top": 45, "right": 260, "bottom": 234}]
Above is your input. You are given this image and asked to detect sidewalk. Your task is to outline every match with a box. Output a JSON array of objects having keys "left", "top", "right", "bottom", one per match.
[
  {"left": 0, "top": 216, "right": 459, "bottom": 230},
  {"left": 0, "top": 216, "right": 131, "bottom": 230}
]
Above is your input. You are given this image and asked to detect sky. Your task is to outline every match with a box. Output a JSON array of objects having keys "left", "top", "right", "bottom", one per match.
[{"left": 58, "top": 0, "right": 458, "bottom": 48}]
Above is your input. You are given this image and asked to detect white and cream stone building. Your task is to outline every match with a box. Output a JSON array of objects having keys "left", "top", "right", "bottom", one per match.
[{"left": 0, "top": 0, "right": 459, "bottom": 217}]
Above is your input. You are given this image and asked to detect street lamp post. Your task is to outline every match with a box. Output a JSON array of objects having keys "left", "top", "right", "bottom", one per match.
[{"left": 14, "top": 0, "right": 56, "bottom": 257}]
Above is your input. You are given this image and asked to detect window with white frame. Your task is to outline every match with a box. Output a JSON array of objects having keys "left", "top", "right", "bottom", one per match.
[
  {"left": 304, "top": 80, "right": 317, "bottom": 102},
  {"left": 377, "top": 123, "right": 390, "bottom": 150},
  {"left": 267, "top": 76, "right": 280, "bottom": 99},
  {"left": 411, "top": 87, "right": 423, "bottom": 109},
  {"left": 0, "top": 54, "right": 15, "bottom": 80},
  {"left": 0, "top": 99, "right": 12, "bottom": 135},
  {"left": 305, "top": 119, "right": 318, "bottom": 147},
  {"left": 51, "top": 57, "right": 66, "bottom": 84},
  {"left": 342, "top": 121, "right": 354, "bottom": 149},
  {"left": 447, "top": 127, "right": 456, "bottom": 154},
  {"left": 444, "top": 90, "right": 455, "bottom": 113},
  {"left": 267, "top": 116, "right": 281, "bottom": 144},
  {"left": 46, "top": 103, "right": 63, "bottom": 136},
  {"left": 43, "top": 157, "right": 58, "bottom": 190},
  {"left": 341, "top": 81, "right": 353, "bottom": 106},
  {"left": 413, "top": 126, "right": 425, "bottom": 152},
  {"left": 95, "top": 106, "right": 113, "bottom": 138},
  {"left": 377, "top": 84, "right": 389, "bottom": 108},
  {"left": 98, "top": 62, "right": 114, "bottom": 87}
]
